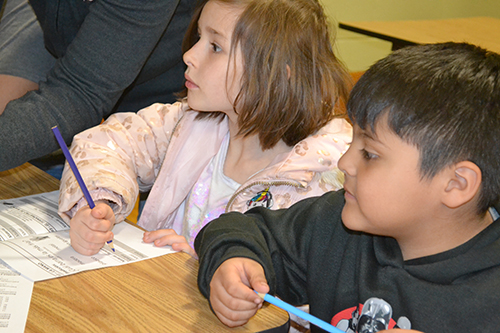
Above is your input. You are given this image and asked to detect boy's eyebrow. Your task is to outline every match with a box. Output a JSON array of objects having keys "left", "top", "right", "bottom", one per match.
[
  {"left": 362, "top": 130, "right": 387, "bottom": 147},
  {"left": 362, "top": 130, "right": 377, "bottom": 142}
]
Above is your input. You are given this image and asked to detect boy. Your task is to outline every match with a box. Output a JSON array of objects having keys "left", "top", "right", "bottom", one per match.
[{"left": 194, "top": 42, "right": 500, "bottom": 332}]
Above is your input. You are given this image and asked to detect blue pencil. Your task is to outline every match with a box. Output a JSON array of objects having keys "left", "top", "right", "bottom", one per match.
[
  {"left": 51, "top": 126, "right": 115, "bottom": 252},
  {"left": 255, "top": 292, "right": 343, "bottom": 333}
]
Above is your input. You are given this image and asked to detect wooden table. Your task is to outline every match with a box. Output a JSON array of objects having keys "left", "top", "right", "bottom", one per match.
[
  {"left": 339, "top": 16, "right": 500, "bottom": 53},
  {"left": 0, "top": 164, "right": 289, "bottom": 332}
]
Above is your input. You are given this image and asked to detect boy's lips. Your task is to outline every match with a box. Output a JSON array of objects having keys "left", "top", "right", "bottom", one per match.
[
  {"left": 184, "top": 74, "right": 199, "bottom": 89},
  {"left": 343, "top": 187, "right": 356, "bottom": 201}
]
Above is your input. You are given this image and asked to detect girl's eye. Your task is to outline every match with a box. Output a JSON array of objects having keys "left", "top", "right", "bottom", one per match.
[
  {"left": 361, "top": 149, "right": 377, "bottom": 160},
  {"left": 211, "top": 43, "right": 222, "bottom": 53}
]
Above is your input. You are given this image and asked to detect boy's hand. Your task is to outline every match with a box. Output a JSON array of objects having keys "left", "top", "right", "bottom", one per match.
[
  {"left": 209, "top": 258, "right": 269, "bottom": 327},
  {"left": 69, "top": 201, "right": 115, "bottom": 255},
  {"left": 143, "top": 229, "right": 197, "bottom": 258}
]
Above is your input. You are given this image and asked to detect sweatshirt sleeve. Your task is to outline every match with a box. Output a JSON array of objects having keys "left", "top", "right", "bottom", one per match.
[
  {"left": 58, "top": 102, "right": 187, "bottom": 223},
  {"left": 195, "top": 190, "right": 346, "bottom": 306},
  {"left": 0, "top": 0, "right": 183, "bottom": 171}
]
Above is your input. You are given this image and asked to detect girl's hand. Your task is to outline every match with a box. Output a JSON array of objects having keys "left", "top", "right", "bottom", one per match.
[
  {"left": 69, "top": 201, "right": 115, "bottom": 256},
  {"left": 143, "top": 229, "right": 197, "bottom": 258},
  {"left": 209, "top": 258, "right": 269, "bottom": 327}
]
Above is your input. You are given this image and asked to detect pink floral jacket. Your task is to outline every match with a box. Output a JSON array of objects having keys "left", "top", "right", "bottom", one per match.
[{"left": 58, "top": 101, "right": 352, "bottom": 236}]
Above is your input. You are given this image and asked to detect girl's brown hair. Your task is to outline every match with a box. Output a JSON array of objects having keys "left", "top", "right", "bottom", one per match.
[{"left": 182, "top": 0, "right": 350, "bottom": 149}]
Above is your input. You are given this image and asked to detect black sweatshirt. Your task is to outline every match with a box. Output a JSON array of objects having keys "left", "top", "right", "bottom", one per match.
[{"left": 195, "top": 190, "right": 500, "bottom": 333}]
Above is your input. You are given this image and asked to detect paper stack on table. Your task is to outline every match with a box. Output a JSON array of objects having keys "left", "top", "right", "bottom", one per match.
[{"left": 0, "top": 191, "right": 175, "bottom": 332}]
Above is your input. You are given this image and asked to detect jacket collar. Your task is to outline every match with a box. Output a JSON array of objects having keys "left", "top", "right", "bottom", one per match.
[
  {"left": 373, "top": 213, "right": 500, "bottom": 284},
  {"left": 241, "top": 117, "right": 352, "bottom": 187}
]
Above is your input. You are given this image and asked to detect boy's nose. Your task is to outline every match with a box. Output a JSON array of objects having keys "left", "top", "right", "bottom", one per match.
[{"left": 337, "top": 147, "right": 355, "bottom": 177}]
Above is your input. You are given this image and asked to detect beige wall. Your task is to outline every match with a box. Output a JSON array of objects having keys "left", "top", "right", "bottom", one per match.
[{"left": 321, "top": 0, "right": 500, "bottom": 72}]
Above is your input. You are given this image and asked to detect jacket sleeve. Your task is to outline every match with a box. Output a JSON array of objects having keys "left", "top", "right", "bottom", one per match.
[
  {"left": 58, "top": 102, "right": 187, "bottom": 223},
  {"left": 195, "top": 190, "right": 346, "bottom": 307},
  {"left": 0, "top": 0, "right": 184, "bottom": 171}
]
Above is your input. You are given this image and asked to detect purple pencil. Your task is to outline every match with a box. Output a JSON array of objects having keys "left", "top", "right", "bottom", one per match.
[{"left": 51, "top": 126, "right": 115, "bottom": 252}]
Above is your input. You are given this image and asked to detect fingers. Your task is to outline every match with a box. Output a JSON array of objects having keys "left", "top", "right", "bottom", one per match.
[
  {"left": 90, "top": 201, "right": 116, "bottom": 223},
  {"left": 143, "top": 229, "right": 198, "bottom": 258},
  {"left": 172, "top": 242, "right": 198, "bottom": 259},
  {"left": 212, "top": 296, "right": 261, "bottom": 327},
  {"left": 69, "top": 203, "right": 115, "bottom": 255},
  {"left": 242, "top": 262, "right": 270, "bottom": 296},
  {"left": 209, "top": 258, "right": 268, "bottom": 327},
  {"left": 70, "top": 227, "right": 110, "bottom": 256},
  {"left": 143, "top": 229, "right": 178, "bottom": 244},
  {"left": 210, "top": 279, "right": 263, "bottom": 327}
]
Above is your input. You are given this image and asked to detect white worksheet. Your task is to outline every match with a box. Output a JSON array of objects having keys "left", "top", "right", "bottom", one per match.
[
  {"left": 0, "top": 191, "right": 175, "bottom": 282},
  {"left": 0, "top": 191, "right": 176, "bottom": 333},
  {"left": 0, "top": 262, "right": 33, "bottom": 332},
  {"left": 0, "top": 191, "right": 68, "bottom": 242}
]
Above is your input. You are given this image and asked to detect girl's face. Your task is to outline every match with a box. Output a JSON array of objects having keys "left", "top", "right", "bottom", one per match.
[{"left": 183, "top": 0, "right": 244, "bottom": 120}]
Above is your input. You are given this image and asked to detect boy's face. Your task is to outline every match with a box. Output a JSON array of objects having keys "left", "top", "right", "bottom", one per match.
[
  {"left": 338, "top": 118, "right": 444, "bottom": 240},
  {"left": 182, "top": 0, "right": 244, "bottom": 118}
]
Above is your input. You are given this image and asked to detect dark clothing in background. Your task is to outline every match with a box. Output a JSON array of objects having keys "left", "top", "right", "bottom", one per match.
[{"left": 0, "top": 0, "right": 196, "bottom": 171}]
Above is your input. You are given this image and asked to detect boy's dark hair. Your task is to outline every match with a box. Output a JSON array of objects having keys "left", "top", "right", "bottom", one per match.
[
  {"left": 182, "top": 0, "right": 350, "bottom": 150},
  {"left": 348, "top": 42, "right": 500, "bottom": 213}
]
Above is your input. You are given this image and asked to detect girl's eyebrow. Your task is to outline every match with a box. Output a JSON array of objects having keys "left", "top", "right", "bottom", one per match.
[{"left": 206, "top": 27, "right": 228, "bottom": 41}]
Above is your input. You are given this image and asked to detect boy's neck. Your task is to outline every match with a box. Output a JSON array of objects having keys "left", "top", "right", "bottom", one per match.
[{"left": 398, "top": 206, "right": 494, "bottom": 261}]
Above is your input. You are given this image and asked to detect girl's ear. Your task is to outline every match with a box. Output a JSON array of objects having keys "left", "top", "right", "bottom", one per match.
[
  {"left": 286, "top": 65, "right": 291, "bottom": 79},
  {"left": 442, "top": 161, "right": 482, "bottom": 209}
]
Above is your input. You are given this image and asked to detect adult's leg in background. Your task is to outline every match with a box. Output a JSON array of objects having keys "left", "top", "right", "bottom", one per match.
[
  {"left": 0, "top": 0, "right": 56, "bottom": 114},
  {"left": 0, "top": 75, "right": 38, "bottom": 113}
]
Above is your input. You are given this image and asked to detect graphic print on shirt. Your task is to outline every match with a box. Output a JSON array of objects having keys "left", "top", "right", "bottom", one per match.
[
  {"left": 247, "top": 188, "right": 274, "bottom": 209},
  {"left": 332, "top": 297, "right": 412, "bottom": 332}
]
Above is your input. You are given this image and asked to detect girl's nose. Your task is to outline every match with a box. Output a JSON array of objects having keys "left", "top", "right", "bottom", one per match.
[{"left": 183, "top": 42, "right": 199, "bottom": 68}]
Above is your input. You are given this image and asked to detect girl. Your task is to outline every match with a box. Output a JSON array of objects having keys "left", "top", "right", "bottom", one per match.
[{"left": 58, "top": 0, "right": 353, "bottom": 258}]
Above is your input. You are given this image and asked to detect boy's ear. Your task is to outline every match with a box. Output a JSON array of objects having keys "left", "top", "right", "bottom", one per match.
[{"left": 442, "top": 161, "right": 482, "bottom": 209}]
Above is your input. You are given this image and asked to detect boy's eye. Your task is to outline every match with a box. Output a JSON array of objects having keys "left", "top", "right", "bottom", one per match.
[
  {"left": 361, "top": 149, "right": 377, "bottom": 160},
  {"left": 211, "top": 43, "right": 222, "bottom": 52}
]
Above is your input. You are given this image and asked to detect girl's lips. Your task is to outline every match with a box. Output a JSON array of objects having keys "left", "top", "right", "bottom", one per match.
[
  {"left": 185, "top": 80, "right": 198, "bottom": 89},
  {"left": 184, "top": 74, "right": 199, "bottom": 89}
]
